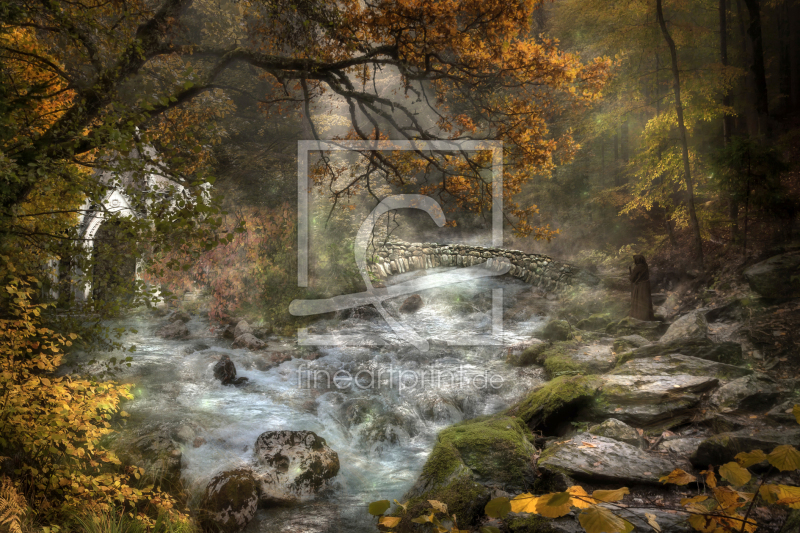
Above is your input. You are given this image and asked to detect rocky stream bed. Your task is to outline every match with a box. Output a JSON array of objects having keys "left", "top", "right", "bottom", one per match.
[{"left": 66, "top": 249, "right": 800, "bottom": 532}]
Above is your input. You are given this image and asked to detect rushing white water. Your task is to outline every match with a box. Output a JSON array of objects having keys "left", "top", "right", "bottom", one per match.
[{"left": 70, "top": 268, "right": 553, "bottom": 532}]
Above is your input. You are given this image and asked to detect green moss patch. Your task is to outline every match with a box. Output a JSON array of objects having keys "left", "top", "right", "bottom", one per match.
[{"left": 508, "top": 375, "right": 601, "bottom": 434}]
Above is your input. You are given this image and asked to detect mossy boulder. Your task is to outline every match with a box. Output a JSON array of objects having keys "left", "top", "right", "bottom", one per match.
[
  {"left": 605, "top": 316, "right": 665, "bottom": 340},
  {"left": 199, "top": 468, "right": 259, "bottom": 533},
  {"left": 507, "top": 342, "right": 550, "bottom": 367},
  {"left": 743, "top": 251, "right": 800, "bottom": 298},
  {"left": 576, "top": 313, "right": 611, "bottom": 332},
  {"left": 707, "top": 375, "right": 780, "bottom": 414},
  {"left": 110, "top": 426, "right": 182, "bottom": 492},
  {"left": 542, "top": 343, "right": 617, "bottom": 378},
  {"left": 507, "top": 375, "right": 601, "bottom": 435},
  {"left": 540, "top": 319, "right": 571, "bottom": 341},
  {"left": 399, "top": 416, "right": 537, "bottom": 531}
]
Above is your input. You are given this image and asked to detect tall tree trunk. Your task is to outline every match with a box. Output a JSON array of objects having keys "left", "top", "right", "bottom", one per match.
[
  {"left": 743, "top": 0, "right": 770, "bottom": 136},
  {"left": 720, "top": 0, "right": 739, "bottom": 241},
  {"left": 656, "top": 0, "right": 704, "bottom": 267},
  {"left": 790, "top": 1, "right": 800, "bottom": 110}
]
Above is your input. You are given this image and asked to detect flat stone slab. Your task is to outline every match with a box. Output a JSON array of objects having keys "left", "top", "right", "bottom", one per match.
[
  {"left": 594, "top": 373, "right": 719, "bottom": 428},
  {"left": 539, "top": 434, "right": 688, "bottom": 485},
  {"left": 610, "top": 354, "right": 750, "bottom": 380}
]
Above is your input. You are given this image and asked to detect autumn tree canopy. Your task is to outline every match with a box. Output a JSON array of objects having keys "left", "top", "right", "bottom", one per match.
[{"left": 1, "top": 0, "right": 610, "bottom": 245}]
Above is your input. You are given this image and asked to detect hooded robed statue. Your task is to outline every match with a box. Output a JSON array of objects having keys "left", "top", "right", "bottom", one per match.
[{"left": 628, "top": 254, "right": 655, "bottom": 321}]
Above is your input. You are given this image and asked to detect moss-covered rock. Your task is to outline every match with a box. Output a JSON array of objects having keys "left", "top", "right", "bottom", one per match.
[
  {"left": 576, "top": 313, "right": 611, "bottom": 332},
  {"left": 541, "top": 343, "right": 617, "bottom": 378},
  {"left": 605, "top": 316, "right": 665, "bottom": 340},
  {"left": 200, "top": 468, "right": 259, "bottom": 533},
  {"left": 507, "top": 342, "right": 550, "bottom": 366},
  {"left": 398, "top": 416, "right": 537, "bottom": 531},
  {"left": 540, "top": 319, "right": 571, "bottom": 341},
  {"left": 507, "top": 375, "right": 601, "bottom": 434}
]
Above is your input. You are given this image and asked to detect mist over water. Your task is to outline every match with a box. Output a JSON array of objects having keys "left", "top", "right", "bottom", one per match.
[{"left": 71, "top": 268, "right": 550, "bottom": 532}]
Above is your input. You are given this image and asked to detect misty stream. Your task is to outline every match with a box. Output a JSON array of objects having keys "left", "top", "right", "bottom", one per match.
[{"left": 69, "top": 268, "right": 554, "bottom": 532}]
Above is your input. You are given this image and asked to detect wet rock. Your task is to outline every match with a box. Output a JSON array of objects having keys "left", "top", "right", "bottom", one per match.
[
  {"left": 221, "top": 324, "right": 235, "bottom": 339},
  {"left": 612, "top": 334, "right": 650, "bottom": 353},
  {"left": 231, "top": 333, "right": 265, "bottom": 351},
  {"left": 401, "top": 416, "right": 535, "bottom": 530},
  {"left": 744, "top": 251, "right": 800, "bottom": 299},
  {"left": 182, "top": 342, "right": 209, "bottom": 355},
  {"left": 540, "top": 319, "right": 571, "bottom": 341},
  {"left": 335, "top": 305, "right": 381, "bottom": 320},
  {"left": 200, "top": 468, "right": 259, "bottom": 533},
  {"left": 708, "top": 375, "right": 780, "bottom": 414},
  {"left": 618, "top": 338, "right": 743, "bottom": 365},
  {"left": 605, "top": 316, "right": 664, "bottom": 340},
  {"left": 691, "top": 428, "right": 800, "bottom": 466},
  {"left": 156, "top": 321, "right": 189, "bottom": 340},
  {"left": 213, "top": 354, "right": 249, "bottom": 386},
  {"left": 660, "top": 311, "right": 708, "bottom": 344},
  {"left": 168, "top": 310, "right": 192, "bottom": 323},
  {"left": 252, "top": 324, "right": 272, "bottom": 339},
  {"left": 233, "top": 320, "right": 252, "bottom": 339},
  {"left": 587, "top": 418, "right": 645, "bottom": 448},
  {"left": 252, "top": 430, "right": 339, "bottom": 505},
  {"left": 193, "top": 437, "right": 206, "bottom": 448},
  {"left": 576, "top": 313, "right": 612, "bottom": 332},
  {"left": 399, "top": 294, "right": 423, "bottom": 313},
  {"left": 539, "top": 434, "right": 686, "bottom": 485}
]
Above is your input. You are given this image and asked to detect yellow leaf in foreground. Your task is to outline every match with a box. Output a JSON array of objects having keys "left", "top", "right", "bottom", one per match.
[
  {"left": 735, "top": 450, "right": 767, "bottom": 468},
  {"left": 680, "top": 495, "right": 709, "bottom": 506},
  {"left": 699, "top": 469, "right": 717, "bottom": 488},
  {"left": 428, "top": 500, "right": 447, "bottom": 514},
  {"left": 659, "top": 468, "right": 696, "bottom": 485},
  {"left": 592, "top": 487, "right": 630, "bottom": 503},
  {"left": 644, "top": 512, "right": 661, "bottom": 532},
  {"left": 718, "top": 462, "right": 752, "bottom": 487},
  {"left": 378, "top": 516, "right": 401, "bottom": 528},
  {"left": 567, "top": 486, "right": 595, "bottom": 508},
  {"left": 762, "top": 484, "right": 800, "bottom": 509},
  {"left": 578, "top": 506, "right": 633, "bottom": 533},
  {"left": 535, "top": 492, "right": 572, "bottom": 518},
  {"left": 509, "top": 493, "right": 539, "bottom": 514},
  {"left": 794, "top": 404, "right": 800, "bottom": 425},
  {"left": 767, "top": 445, "right": 800, "bottom": 471}
]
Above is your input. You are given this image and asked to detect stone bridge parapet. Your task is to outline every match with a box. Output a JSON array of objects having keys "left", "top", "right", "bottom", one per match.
[{"left": 369, "top": 240, "right": 599, "bottom": 291}]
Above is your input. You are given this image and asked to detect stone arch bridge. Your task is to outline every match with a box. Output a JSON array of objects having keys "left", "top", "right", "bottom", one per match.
[{"left": 369, "top": 240, "right": 600, "bottom": 291}]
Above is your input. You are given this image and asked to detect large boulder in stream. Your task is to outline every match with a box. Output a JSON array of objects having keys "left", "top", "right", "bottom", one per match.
[
  {"left": 168, "top": 310, "right": 192, "bottom": 323},
  {"left": 397, "top": 416, "right": 537, "bottom": 530},
  {"left": 743, "top": 251, "right": 800, "bottom": 298},
  {"left": 213, "top": 354, "right": 248, "bottom": 386},
  {"left": 399, "top": 294, "right": 423, "bottom": 313},
  {"left": 233, "top": 320, "right": 252, "bottom": 339},
  {"left": 200, "top": 468, "right": 259, "bottom": 533},
  {"left": 252, "top": 430, "right": 340, "bottom": 505},
  {"left": 156, "top": 321, "right": 189, "bottom": 340},
  {"left": 231, "top": 333, "right": 265, "bottom": 350}
]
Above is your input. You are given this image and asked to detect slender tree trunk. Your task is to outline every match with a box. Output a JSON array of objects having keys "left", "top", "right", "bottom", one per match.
[
  {"left": 720, "top": 0, "right": 739, "bottom": 241},
  {"left": 656, "top": 0, "right": 704, "bottom": 267},
  {"left": 790, "top": 1, "right": 800, "bottom": 110},
  {"left": 736, "top": 0, "right": 758, "bottom": 135},
  {"left": 743, "top": 0, "right": 770, "bottom": 136}
]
